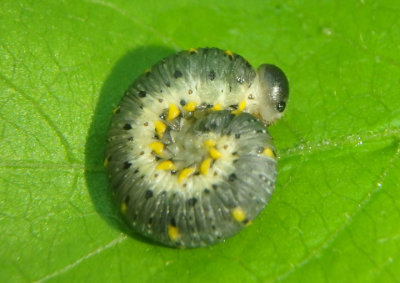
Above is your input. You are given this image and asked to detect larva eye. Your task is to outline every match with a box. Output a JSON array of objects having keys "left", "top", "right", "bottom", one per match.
[
  {"left": 256, "top": 64, "right": 289, "bottom": 122},
  {"left": 276, "top": 101, "right": 286, "bottom": 112}
]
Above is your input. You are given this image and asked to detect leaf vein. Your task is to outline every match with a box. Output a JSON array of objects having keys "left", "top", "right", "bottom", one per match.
[{"left": 36, "top": 235, "right": 127, "bottom": 282}]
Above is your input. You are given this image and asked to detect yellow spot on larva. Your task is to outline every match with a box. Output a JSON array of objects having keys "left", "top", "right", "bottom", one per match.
[
  {"left": 232, "top": 100, "right": 246, "bottom": 115},
  {"left": 112, "top": 106, "right": 120, "bottom": 114},
  {"left": 167, "top": 103, "right": 180, "bottom": 120},
  {"left": 103, "top": 157, "right": 109, "bottom": 167},
  {"left": 212, "top": 103, "right": 222, "bottom": 111},
  {"left": 204, "top": 139, "right": 216, "bottom": 147},
  {"left": 200, "top": 158, "right": 212, "bottom": 175},
  {"left": 121, "top": 202, "right": 128, "bottom": 214},
  {"left": 144, "top": 68, "right": 151, "bottom": 74},
  {"left": 183, "top": 101, "right": 197, "bottom": 112},
  {"left": 225, "top": 50, "right": 233, "bottom": 57},
  {"left": 168, "top": 225, "right": 180, "bottom": 241},
  {"left": 188, "top": 48, "right": 198, "bottom": 54},
  {"left": 178, "top": 167, "right": 196, "bottom": 183},
  {"left": 209, "top": 147, "right": 222, "bottom": 159},
  {"left": 238, "top": 100, "right": 246, "bottom": 111},
  {"left": 262, "top": 147, "right": 275, "bottom": 158},
  {"left": 155, "top": 121, "right": 167, "bottom": 138},
  {"left": 156, "top": 160, "right": 177, "bottom": 171},
  {"left": 232, "top": 207, "right": 246, "bottom": 222},
  {"left": 149, "top": 141, "right": 164, "bottom": 155}
]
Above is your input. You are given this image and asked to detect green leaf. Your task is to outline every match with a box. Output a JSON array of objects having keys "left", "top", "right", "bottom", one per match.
[{"left": 1, "top": 0, "right": 399, "bottom": 282}]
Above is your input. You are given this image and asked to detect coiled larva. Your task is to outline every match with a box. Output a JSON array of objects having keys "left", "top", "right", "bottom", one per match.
[{"left": 105, "top": 47, "right": 289, "bottom": 248}]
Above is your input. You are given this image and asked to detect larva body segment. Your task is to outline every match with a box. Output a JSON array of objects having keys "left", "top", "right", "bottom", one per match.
[{"left": 105, "top": 47, "right": 288, "bottom": 248}]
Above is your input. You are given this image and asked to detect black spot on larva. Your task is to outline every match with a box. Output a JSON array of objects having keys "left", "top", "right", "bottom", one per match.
[
  {"left": 235, "top": 133, "right": 241, "bottom": 139},
  {"left": 256, "top": 129, "right": 263, "bottom": 133},
  {"left": 209, "top": 122, "right": 217, "bottom": 130},
  {"left": 230, "top": 104, "right": 238, "bottom": 109},
  {"left": 139, "top": 151, "right": 144, "bottom": 155},
  {"left": 170, "top": 218, "right": 177, "bottom": 227},
  {"left": 145, "top": 190, "right": 153, "bottom": 199},
  {"left": 171, "top": 170, "right": 177, "bottom": 175},
  {"left": 165, "top": 82, "right": 171, "bottom": 87},
  {"left": 232, "top": 151, "right": 238, "bottom": 156},
  {"left": 158, "top": 98, "right": 163, "bottom": 103},
  {"left": 188, "top": 89, "right": 193, "bottom": 95},
  {"left": 127, "top": 136, "right": 134, "bottom": 141},
  {"left": 228, "top": 173, "right": 237, "bottom": 182},
  {"left": 187, "top": 198, "right": 198, "bottom": 206},
  {"left": 257, "top": 147, "right": 264, "bottom": 154},
  {"left": 143, "top": 122, "right": 149, "bottom": 126},
  {"left": 204, "top": 188, "right": 210, "bottom": 194},
  {"left": 259, "top": 174, "right": 267, "bottom": 181},
  {"left": 212, "top": 184, "right": 218, "bottom": 190},
  {"left": 114, "top": 107, "right": 121, "bottom": 114},
  {"left": 159, "top": 113, "right": 166, "bottom": 120},
  {"left": 123, "top": 161, "right": 132, "bottom": 169},
  {"left": 243, "top": 219, "right": 250, "bottom": 225},
  {"left": 174, "top": 70, "right": 183, "bottom": 78},
  {"left": 123, "top": 123, "right": 132, "bottom": 130},
  {"left": 155, "top": 156, "right": 161, "bottom": 161},
  {"left": 208, "top": 70, "right": 216, "bottom": 80},
  {"left": 180, "top": 99, "right": 186, "bottom": 106},
  {"left": 133, "top": 169, "right": 139, "bottom": 174},
  {"left": 138, "top": 90, "right": 146, "bottom": 98}
]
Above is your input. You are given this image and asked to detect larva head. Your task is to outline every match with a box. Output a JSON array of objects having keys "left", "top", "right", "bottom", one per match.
[{"left": 256, "top": 64, "right": 289, "bottom": 124}]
